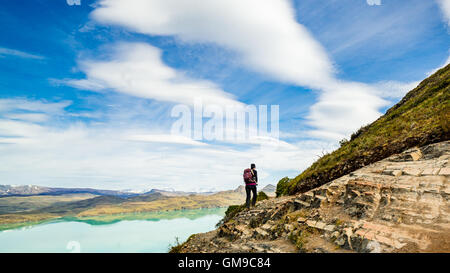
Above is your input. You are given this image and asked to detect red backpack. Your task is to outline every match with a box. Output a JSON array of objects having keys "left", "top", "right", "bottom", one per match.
[{"left": 243, "top": 168, "right": 254, "bottom": 183}]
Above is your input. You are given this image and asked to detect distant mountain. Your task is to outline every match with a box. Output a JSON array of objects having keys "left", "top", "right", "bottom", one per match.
[
  {"left": 144, "top": 189, "right": 214, "bottom": 197},
  {"left": 125, "top": 192, "right": 167, "bottom": 202},
  {"left": 261, "top": 184, "right": 276, "bottom": 193},
  {"left": 0, "top": 185, "right": 247, "bottom": 230},
  {"left": 0, "top": 184, "right": 219, "bottom": 198},
  {"left": 233, "top": 185, "right": 246, "bottom": 194},
  {"left": 0, "top": 185, "right": 49, "bottom": 196},
  {"left": 0, "top": 185, "right": 138, "bottom": 198},
  {"left": 260, "top": 184, "right": 276, "bottom": 197}
]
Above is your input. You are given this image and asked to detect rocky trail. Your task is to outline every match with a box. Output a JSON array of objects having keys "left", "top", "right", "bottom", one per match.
[{"left": 178, "top": 141, "right": 450, "bottom": 253}]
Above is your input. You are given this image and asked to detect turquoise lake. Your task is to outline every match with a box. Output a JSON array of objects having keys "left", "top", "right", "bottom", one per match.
[{"left": 0, "top": 207, "right": 226, "bottom": 253}]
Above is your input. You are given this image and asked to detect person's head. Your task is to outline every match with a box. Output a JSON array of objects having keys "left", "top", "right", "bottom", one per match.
[{"left": 251, "top": 163, "right": 256, "bottom": 169}]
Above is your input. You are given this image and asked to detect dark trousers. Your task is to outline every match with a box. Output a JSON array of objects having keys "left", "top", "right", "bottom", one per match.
[{"left": 245, "top": 185, "right": 257, "bottom": 208}]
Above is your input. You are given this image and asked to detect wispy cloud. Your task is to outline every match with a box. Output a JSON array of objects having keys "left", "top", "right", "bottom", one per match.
[
  {"left": 126, "top": 134, "right": 207, "bottom": 146},
  {"left": 0, "top": 97, "right": 332, "bottom": 191},
  {"left": 0, "top": 98, "right": 70, "bottom": 114},
  {"left": 89, "top": 0, "right": 422, "bottom": 141},
  {"left": 1, "top": 0, "right": 445, "bottom": 191},
  {"left": 366, "top": 0, "right": 381, "bottom": 6},
  {"left": 0, "top": 47, "right": 44, "bottom": 60},
  {"left": 306, "top": 81, "right": 389, "bottom": 141},
  {"left": 66, "top": 42, "right": 242, "bottom": 106},
  {"left": 437, "top": 0, "right": 450, "bottom": 26},
  {"left": 371, "top": 81, "right": 421, "bottom": 99},
  {"left": 91, "top": 0, "right": 335, "bottom": 89}
]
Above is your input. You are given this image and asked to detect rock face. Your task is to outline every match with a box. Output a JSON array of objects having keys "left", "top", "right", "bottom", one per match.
[{"left": 178, "top": 141, "right": 450, "bottom": 253}]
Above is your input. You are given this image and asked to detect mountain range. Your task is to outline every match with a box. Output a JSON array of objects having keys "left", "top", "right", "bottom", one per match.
[{"left": 0, "top": 183, "right": 248, "bottom": 231}]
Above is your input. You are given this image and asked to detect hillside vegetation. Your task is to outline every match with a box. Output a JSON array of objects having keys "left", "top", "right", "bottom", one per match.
[{"left": 277, "top": 64, "right": 450, "bottom": 196}]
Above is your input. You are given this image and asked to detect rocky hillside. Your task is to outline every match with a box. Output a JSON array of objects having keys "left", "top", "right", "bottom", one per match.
[
  {"left": 176, "top": 141, "right": 449, "bottom": 253},
  {"left": 278, "top": 64, "right": 449, "bottom": 196},
  {"left": 176, "top": 66, "right": 450, "bottom": 253}
]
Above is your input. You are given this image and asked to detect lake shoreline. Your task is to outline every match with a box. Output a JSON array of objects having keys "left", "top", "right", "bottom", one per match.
[{"left": 0, "top": 206, "right": 228, "bottom": 232}]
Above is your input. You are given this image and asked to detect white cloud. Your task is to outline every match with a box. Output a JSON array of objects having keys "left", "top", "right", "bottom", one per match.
[
  {"left": 0, "top": 98, "right": 70, "bottom": 114},
  {"left": 437, "top": 0, "right": 450, "bottom": 26},
  {"left": 371, "top": 81, "right": 420, "bottom": 99},
  {"left": 68, "top": 42, "right": 243, "bottom": 106},
  {"left": 3, "top": 113, "right": 49, "bottom": 123},
  {"left": 126, "top": 134, "right": 207, "bottom": 146},
  {"left": 307, "top": 79, "right": 424, "bottom": 141},
  {"left": 0, "top": 98, "right": 331, "bottom": 192},
  {"left": 1, "top": 1, "right": 445, "bottom": 192},
  {"left": 307, "top": 81, "right": 389, "bottom": 141},
  {"left": 89, "top": 0, "right": 420, "bottom": 142},
  {"left": 0, "top": 47, "right": 44, "bottom": 60},
  {"left": 366, "top": 0, "right": 381, "bottom": 6},
  {"left": 91, "top": 0, "right": 335, "bottom": 89}
]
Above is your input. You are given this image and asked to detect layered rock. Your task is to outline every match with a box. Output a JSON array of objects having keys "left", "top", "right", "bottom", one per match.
[{"left": 178, "top": 141, "right": 450, "bottom": 253}]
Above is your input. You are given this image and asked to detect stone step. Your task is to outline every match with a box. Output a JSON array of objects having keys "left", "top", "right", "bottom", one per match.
[
  {"left": 315, "top": 195, "right": 327, "bottom": 201},
  {"left": 294, "top": 199, "right": 310, "bottom": 207},
  {"left": 260, "top": 223, "right": 273, "bottom": 231},
  {"left": 439, "top": 168, "right": 450, "bottom": 176},
  {"left": 304, "top": 191, "right": 314, "bottom": 197},
  {"left": 253, "top": 227, "right": 269, "bottom": 238}
]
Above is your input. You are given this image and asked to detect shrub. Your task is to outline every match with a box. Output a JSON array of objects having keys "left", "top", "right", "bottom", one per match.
[
  {"left": 168, "top": 234, "right": 196, "bottom": 253},
  {"left": 256, "top": 191, "right": 269, "bottom": 201},
  {"left": 168, "top": 237, "right": 183, "bottom": 253},
  {"left": 276, "top": 177, "right": 290, "bottom": 197},
  {"left": 216, "top": 204, "right": 245, "bottom": 226},
  {"left": 339, "top": 138, "right": 349, "bottom": 147}
]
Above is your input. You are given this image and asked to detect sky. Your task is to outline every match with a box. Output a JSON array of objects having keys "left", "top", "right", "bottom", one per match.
[{"left": 0, "top": 0, "right": 449, "bottom": 192}]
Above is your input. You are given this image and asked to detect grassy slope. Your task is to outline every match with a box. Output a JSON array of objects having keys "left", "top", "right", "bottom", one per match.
[{"left": 278, "top": 64, "right": 450, "bottom": 196}]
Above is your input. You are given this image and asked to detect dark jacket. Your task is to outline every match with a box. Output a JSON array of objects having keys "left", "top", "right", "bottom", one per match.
[{"left": 251, "top": 169, "right": 258, "bottom": 184}]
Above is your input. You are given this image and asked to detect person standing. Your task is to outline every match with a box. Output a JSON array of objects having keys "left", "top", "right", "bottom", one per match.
[{"left": 243, "top": 163, "right": 258, "bottom": 209}]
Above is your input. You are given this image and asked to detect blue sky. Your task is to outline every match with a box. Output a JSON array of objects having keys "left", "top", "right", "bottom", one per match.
[{"left": 0, "top": 0, "right": 449, "bottom": 192}]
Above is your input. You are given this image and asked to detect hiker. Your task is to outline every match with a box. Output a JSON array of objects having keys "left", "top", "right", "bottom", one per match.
[{"left": 243, "top": 163, "right": 258, "bottom": 209}]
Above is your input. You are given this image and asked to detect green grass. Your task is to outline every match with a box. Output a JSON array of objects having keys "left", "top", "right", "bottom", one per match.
[{"left": 278, "top": 64, "right": 450, "bottom": 196}]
